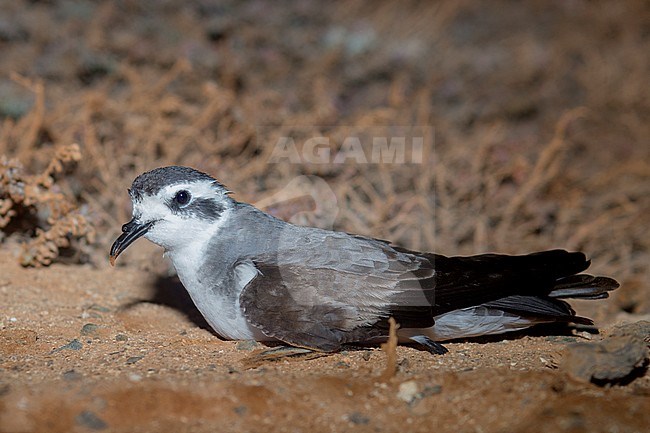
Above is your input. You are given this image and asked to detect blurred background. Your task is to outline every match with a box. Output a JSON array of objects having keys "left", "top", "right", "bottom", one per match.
[{"left": 1, "top": 0, "right": 648, "bottom": 320}]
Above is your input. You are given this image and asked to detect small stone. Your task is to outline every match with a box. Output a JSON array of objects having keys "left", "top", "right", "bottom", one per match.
[
  {"left": 67, "top": 339, "right": 83, "bottom": 350},
  {"left": 126, "top": 356, "right": 144, "bottom": 365},
  {"left": 236, "top": 340, "right": 259, "bottom": 351},
  {"left": 397, "top": 380, "right": 419, "bottom": 403},
  {"left": 421, "top": 384, "right": 442, "bottom": 396},
  {"left": 398, "top": 358, "right": 410, "bottom": 371},
  {"left": 89, "top": 304, "right": 110, "bottom": 313},
  {"left": 63, "top": 370, "right": 82, "bottom": 381},
  {"left": 51, "top": 339, "right": 83, "bottom": 353},
  {"left": 115, "top": 334, "right": 128, "bottom": 342},
  {"left": 75, "top": 410, "right": 107, "bottom": 430},
  {"left": 574, "top": 331, "right": 593, "bottom": 340},
  {"left": 233, "top": 406, "right": 247, "bottom": 416},
  {"left": 348, "top": 412, "right": 370, "bottom": 425},
  {"left": 81, "top": 323, "right": 99, "bottom": 336},
  {"left": 545, "top": 336, "right": 563, "bottom": 343}
]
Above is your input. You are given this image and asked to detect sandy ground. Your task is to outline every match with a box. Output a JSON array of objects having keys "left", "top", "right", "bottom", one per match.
[{"left": 1, "top": 245, "right": 648, "bottom": 433}]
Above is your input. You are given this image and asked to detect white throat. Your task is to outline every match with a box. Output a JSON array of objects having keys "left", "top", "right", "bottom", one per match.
[{"left": 164, "top": 207, "right": 233, "bottom": 275}]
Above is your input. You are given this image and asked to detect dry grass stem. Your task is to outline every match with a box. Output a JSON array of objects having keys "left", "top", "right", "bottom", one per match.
[{"left": 381, "top": 317, "right": 400, "bottom": 381}]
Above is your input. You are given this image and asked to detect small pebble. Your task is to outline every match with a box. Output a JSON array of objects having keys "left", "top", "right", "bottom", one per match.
[
  {"left": 348, "top": 412, "right": 370, "bottom": 425},
  {"left": 67, "top": 339, "right": 83, "bottom": 350},
  {"left": 546, "top": 336, "right": 576, "bottom": 343},
  {"left": 397, "top": 380, "right": 419, "bottom": 403},
  {"left": 81, "top": 323, "right": 99, "bottom": 336},
  {"left": 75, "top": 410, "right": 107, "bottom": 430},
  {"left": 574, "top": 330, "right": 593, "bottom": 340},
  {"left": 51, "top": 339, "right": 83, "bottom": 354},
  {"left": 233, "top": 406, "right": 247, "bottom": 416},
  {"left": 63, "top": 370, "right": 82, "bottom": 381},
  {"left": 236, "top": 340, "right": 259, "bottom": 351},
  {"left": 115, "top": 334, "right": 128, "bottom": 341},
  {"left": 421, "top": 384, "right": 442, "bottom": 396},
  {"left": 126, "top": 356, "right": 144, "bottom": 365},
  {"left": 398, "top": 358, "right": 410, "bottom": 370}
]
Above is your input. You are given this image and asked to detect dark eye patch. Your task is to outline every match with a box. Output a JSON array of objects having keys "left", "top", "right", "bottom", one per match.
[{"left": 167, "top": 196, "right": 225, "bottom": 221}]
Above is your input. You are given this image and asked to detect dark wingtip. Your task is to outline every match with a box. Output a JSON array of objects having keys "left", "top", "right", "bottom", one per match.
[
  {"left": 550, "top": 275, "right": 620, "bottom": 299},
  {"left": 570, "top": 315, "right": 595, "bottom": 326}
]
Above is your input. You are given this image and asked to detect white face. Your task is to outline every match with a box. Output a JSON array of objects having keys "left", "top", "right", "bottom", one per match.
[{"left": 131, "top": 180, "right": 232, "bottom": 252}]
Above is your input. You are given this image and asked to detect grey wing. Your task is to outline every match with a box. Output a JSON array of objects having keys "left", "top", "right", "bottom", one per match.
[{"left": 238, "top": 229, "right": 436, "bottom": 352}]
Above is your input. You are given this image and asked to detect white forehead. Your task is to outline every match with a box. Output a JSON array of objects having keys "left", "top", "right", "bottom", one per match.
[{"left": 158, "top": 180, "right": 220, "bottom": 199}]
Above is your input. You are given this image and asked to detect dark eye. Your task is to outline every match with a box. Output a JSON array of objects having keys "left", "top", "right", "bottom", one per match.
[{"left": 174, "top": 190, "right": 191, "bottom": 206}]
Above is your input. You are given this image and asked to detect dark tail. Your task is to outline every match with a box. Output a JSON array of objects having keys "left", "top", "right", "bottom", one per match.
[{"left": 428, "top": 250, "right": 619, "bottom": 323}]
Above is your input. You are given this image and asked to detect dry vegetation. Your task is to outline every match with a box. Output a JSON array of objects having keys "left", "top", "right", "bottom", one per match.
[
  {"left": 0, "top": 141, "right": 94, "bottom": 266},
  {"left": 0, "top": 1, "right": 648, "bottom": 432}
]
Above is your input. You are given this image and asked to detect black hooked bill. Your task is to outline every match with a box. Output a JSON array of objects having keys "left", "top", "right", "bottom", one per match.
[{"left": 109, "top": 219, "right": 154, "bottom": 266}]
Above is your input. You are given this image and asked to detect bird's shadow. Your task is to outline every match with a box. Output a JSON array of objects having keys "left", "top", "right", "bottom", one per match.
[{"left": 122, "top": 274, "right": 217, "bottom": 336}]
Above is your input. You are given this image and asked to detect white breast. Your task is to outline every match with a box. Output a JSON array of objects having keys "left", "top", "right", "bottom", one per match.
[{"left": 166, "top": 233, "right": 271, "bottom": 342}]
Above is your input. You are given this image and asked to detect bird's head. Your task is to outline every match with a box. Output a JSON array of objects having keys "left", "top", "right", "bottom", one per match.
[{"left": 109, "top": 166, "right": 233, "bottom": 265}]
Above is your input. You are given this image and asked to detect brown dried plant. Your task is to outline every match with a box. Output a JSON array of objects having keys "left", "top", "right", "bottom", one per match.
[{"left": 0, "top": 143, "right": 96, "bottom": 266}]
